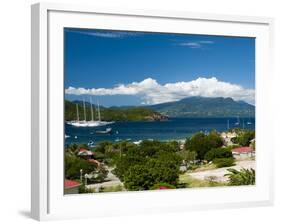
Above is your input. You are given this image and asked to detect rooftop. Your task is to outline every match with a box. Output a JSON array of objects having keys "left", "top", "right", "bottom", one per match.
[
  {"left": 64, "top": 179, "right": 81, "bottom": 189},
  {"left": 232, "top": 147, "right": 253, "bottom": 154}
]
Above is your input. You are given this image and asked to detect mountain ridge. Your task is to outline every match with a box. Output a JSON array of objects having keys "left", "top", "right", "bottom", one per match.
[{"left": 146, "top": 96, "right": 255, "bottom": 118}]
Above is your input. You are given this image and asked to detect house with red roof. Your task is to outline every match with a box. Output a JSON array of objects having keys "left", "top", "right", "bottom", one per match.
[
  {"left": 232, "top": 146, "right": 255, "bottom": 159},
  {"left": 64, "top": 179, "right": 82, "bottom": 194},
  {"left": 77, "top": 148, "right": 94, "bottom": 160}
]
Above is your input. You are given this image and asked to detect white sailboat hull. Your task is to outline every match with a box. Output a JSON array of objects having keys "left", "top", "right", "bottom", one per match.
[
  {"left": 67, "top": 120, "right": 114, "bottom": 127},
  {"left": 67, "top": 99, "right": 115, "bottom": 127}
]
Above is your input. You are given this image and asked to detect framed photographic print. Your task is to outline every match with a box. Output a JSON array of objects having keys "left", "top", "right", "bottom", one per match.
[{"left": 31, "top": 2, "right": 274, "bottom": 221}]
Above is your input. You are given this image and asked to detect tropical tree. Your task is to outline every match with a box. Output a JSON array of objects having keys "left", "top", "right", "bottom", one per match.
[
  {"left": 204, "top": 147, "right": 233, "bottom": 162},
  {"left": 213, "top": 158, "right": 235, "bottom": 168},
  {"left": 178, "top": 150, "right": 197, "bottom": 167},
  {"left": 231, "top": 130, "right": 255, "bottom": 146},
  {"left": 185, "top": 131, "right": 223, "bottom": 160},
  {"left": 65, "top": 155, "right": 97, "bottom": 180},
  {"left": 225, "top": 168, "right": 255, "bottom": 186},
  {"left": 122, "top": 152, "right": 181, "bottom": 190}
]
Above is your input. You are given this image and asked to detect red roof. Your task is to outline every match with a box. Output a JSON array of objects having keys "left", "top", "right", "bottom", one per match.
[
  {"left": 64, "top": 179, "right": 81, "bottom": 188},
  {"left": 78, "top": 149, "right": 93, "bottom": 156},
  {"left": 232, "top": 147, "right": 253, "bottom": 154}
]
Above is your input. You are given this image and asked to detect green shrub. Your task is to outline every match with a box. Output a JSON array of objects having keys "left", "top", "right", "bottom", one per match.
[
  {"left": 178, "top": 150, "right": 197, "bottom": 163},
  {"left": 204, "top": 148, "right": 233, "bottom": 162},
  {"left": 93, "top": 151, "right": 105, "bottom": 161},
  {"left": 185, "top": 131, "right": 223, "bottom": 160},
  {"left": 122, "top": 152, "right": 181, "bottom": 191},
  {"left": 123, "top": 164, "right": 153, "bottom": 191},
  {"left": 65, "top": 155, "right": 97, "bottom": 180},
  {"left": 231, "top": 130, "right": 255, "bottom": 146},
  {"left": 99, "top": 185, "right": 124, "bottom": 192},
  {"left": 78, "top": 185, "right": 94, "bottom": 194},
  {"left": 114, "top": 153, "right": 145, "bottom": 181},
  {"left": 213, "top": 158, "right": 235, "bottom": 168},
  {"left": 225, "top": 168, "right": 255, "bottom": 186}
]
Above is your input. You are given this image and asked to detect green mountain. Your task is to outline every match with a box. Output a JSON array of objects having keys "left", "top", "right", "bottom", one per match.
[
  {"left": 147, "top": 96, "right": 255, "bottom": 118},
  {"left": 65, "top": 100, "right": 167, "bottom": 122}
]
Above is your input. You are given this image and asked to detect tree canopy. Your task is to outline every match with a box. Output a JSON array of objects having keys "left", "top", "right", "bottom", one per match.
[{"left": 185, "top": 131, "right": 223, "bottom": 160}]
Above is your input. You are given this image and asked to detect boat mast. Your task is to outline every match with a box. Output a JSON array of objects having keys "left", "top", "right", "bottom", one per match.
[
  {"left": 227, "top": 119, "right": 229, "bottom": 130},
  {"left": 83, "top": 99, "right": 87, "bottom": 121},
  {"left": 97, "top": 100, "right": 101, "bottom": 121},
  {"left": 90, "top": 97, "right": 94, "bottom": 121},
  {"left": 248, "top": 110, "right": 252, "bottom": 124},
  {"left": 76, "top": 104, "right": 79, "bottom": 122}
]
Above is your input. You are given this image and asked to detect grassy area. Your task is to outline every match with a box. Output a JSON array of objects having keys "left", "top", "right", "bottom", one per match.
[
  {"left": 99, "top": 185, "right": 124, "bottom": 193},
  {"left": 188, "top": 163, "right": 217, "bottom": 173},
  {"left": 179, "top": 173, "right": 226, "bottom": 188}
]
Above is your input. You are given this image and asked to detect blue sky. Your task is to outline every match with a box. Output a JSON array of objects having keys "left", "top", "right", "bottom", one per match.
[{"left": 64, "top": 28, "right": 255, "bottom": 106}]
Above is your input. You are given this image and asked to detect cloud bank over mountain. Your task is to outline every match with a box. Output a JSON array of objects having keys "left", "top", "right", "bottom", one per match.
[{"left": 65, "top": 77, "right": 255, "bottom": 105}]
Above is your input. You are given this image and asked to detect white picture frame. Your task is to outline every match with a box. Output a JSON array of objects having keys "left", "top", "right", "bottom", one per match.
[{"left": 31, "top": 2, "right": 274, "bottom": 221}]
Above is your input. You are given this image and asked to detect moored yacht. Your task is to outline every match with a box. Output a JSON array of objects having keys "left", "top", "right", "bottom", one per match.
[{"left": 67, "top": 98, "right": 114, "bottom": 127}]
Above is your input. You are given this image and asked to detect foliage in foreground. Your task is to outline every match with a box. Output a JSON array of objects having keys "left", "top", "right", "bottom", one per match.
[
  {"left": 113, "top": 140, "right": 182, "bottom": 191},
  {"left": 204, "top": 147, "right": 233, "bottom": 162},
  {"left": 231, "top": 130, "right": 255, "bottom": 146},
  {"left": 213, "top": 158, "right": 235, "bottom": 168},
  {"left": 179, "top": 174, "right": 226, "bottom": 188},
  {"left": 123, "top": 152, "right": 182, "bottom": 191},
  {"left": 79, "top": 184, "right": 95, "bottom": 194},
  {"left": 225, "top": 168, "right": 255, "bottom": 186},
  {"left": 150, "top": 182, "right": 176, "bottom": 190},
  {"left": 65, "top": 154, "right": 97, "bottom": 180}
]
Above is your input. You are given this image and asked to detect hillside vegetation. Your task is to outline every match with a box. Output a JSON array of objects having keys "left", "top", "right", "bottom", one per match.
[
  {"left": 65, "top": 100, "right": 167, "bottom": 122},
  {"left": 148, "top": 96, "right": 255, "bottom": 118}
]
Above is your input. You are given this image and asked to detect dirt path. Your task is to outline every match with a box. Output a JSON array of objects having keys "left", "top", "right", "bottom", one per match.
[
  {"left": 86, "top": 167, "right": 123, "bottom": 192},
  {"left": 188, "top": 160, "right": 255, "bottom": 182}
]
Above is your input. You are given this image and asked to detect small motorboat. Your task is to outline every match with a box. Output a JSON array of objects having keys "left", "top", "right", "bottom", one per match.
[
  {"left": 95, "top": 127, "right": 113, "bottom": 134},
  {"left": 87, "top": 140, "right": 95, "bottom": 147}
]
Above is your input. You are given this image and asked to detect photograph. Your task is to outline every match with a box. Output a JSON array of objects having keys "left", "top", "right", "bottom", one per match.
[{"left": 64, "top": 28, "right": 256, "bottom": 194}]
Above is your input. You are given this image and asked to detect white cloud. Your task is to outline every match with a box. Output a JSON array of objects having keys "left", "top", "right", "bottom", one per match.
[
  {"left": 199, "top": 40, "right": 214, "bottom": 44},
  {"left": 176, "top": 40, "right": 214, "bottom": 48},
  {"left": 66, "top": 30, "right": 141, "bottom": 39},
  {"left": 65, "top": 77, "right": 255, "bottom": 105}
]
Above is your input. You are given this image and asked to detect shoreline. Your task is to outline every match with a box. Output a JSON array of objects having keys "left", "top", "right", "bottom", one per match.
[{"left": 65, "top": 117, "right": 255, "bottom": 146}]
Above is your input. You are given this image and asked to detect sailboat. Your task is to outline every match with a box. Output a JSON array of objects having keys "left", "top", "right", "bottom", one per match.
[
  {"left": 227, "top": 119, "right": 230, "bottom": 130},
  {"left": 67, "top": 100, "right": 89, "bottom": 127},
  {"left": 86, "top": 99, "right": 114, "bottom": 127},
  {"left": 234, "top": 116, "right": 240, "bottom": 126},
  {"left": 247, "top": 110, "right": 252, "bottom": 125},
  {"left": 67, "top": 98, "right": 114, "bottom": 127}
]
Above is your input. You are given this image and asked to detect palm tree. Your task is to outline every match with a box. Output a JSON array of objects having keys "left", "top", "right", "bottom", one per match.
[{"left": 225, "top": 168, "right": 255, "bottom": 186}]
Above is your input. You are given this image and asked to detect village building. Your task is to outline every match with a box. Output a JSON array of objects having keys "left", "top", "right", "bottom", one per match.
[
  {"left": 220, "top": 132, "right": 237, "bottom": 146},
  {"left": 64, "top": 179, "right": 81, "bottom": 194},
  {"left": 231, "top": 146, "right": 255, "bottom": 159},
  {"left": 77, "top": 148, "right": 94, "bottom": 160}
]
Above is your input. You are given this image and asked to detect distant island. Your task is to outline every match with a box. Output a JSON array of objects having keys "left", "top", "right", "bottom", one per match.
[
  {"left": 65, "top": 97, "right": 255, "bottom": 122},
  {"left": 147, "top": 96, "right": 255, "bottom": 118}
]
